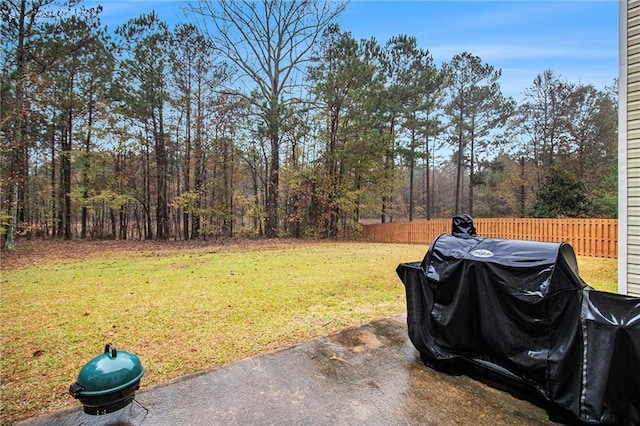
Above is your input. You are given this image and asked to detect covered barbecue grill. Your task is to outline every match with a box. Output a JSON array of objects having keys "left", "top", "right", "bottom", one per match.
[{"left": 396, "top": 215, "right": 640, "bottom": 424}]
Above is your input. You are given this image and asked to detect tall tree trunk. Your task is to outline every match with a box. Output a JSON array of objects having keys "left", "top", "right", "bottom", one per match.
[
  {"left": 183, "top": 83, "right": 192, "bottom": 240},
  {"left": 266, "top": 129, "right": 279, "bottom": 237},
  {"left": 62, "top": 101, "right": 73, "bottom": 240},
  {"left": 110, "top": 208, "right": 116, "bottom": 238},
  {"left": 81, "top": 97, "right": 94, "bottom": 239},
  {"left": 50, "top": 124, "right": 56, "bottom": 238},
  {"left": 192, "top": 93, "right": 204, "bottom": 239},
  {"left": 327, "top": 106, "right": 339, "bottom": 237},
  {"left": 454, "top": 104, "right": 464, "bottom": 216},
  {"left": 409, "top": 127, "right": 415, "bottom": 221},
  {"left": 120, "top": 204, "right": 127, "bottom": 239},
  {"left": 144, "top": 137, "right": 153, "bottom": 239},
  {"left": 245, "top": 148, "right": 261, "bottom": 236},
  {"left": 355, "top": 172, "right": 361, "bottom": 224},
  {"left": 382, "top": 118, "right": 396, "bottom": 224},
  {"left": 519, "top": 156, "right": 526, "bottom": 218},
  {"left": 156, "top": 109, "right": 168, "bottom": 240},
  {"left": 229, "top": 146, "right": 235, "bottom": 237},
  {"left": 57, "top": 130, "right": 65, "bottom": 237},
  {"left": 424, "top": 133, "right": 431, "bottom": 220},
  {"left": 222, "top": 137, "right": 231, "bottom": 237},
  {"left": 192, "top": 155, "right": 202, "bottom": 239},
  {"left": 468, "top": 121, "right": 475, "bottom": 216},
  {"left": 5, "top": 0, "right": 29, "bottom": 249}
]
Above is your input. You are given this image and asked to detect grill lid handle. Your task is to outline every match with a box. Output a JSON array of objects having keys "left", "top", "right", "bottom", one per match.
[
  {"left": 104, "top": 343, "right": 117, "bottom": 358},
  {"left": 69, "top": 382, "right": 84, "bottom": 398}
]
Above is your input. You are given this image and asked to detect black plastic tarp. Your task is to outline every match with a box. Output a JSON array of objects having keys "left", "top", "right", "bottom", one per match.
[{"left": 396, "top": 219, "right": 640, "bottom": 424}]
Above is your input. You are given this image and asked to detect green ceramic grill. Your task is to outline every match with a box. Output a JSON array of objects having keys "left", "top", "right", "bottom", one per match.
[{"left": 69, "top": 343, "right": 144, "bottom": 415}]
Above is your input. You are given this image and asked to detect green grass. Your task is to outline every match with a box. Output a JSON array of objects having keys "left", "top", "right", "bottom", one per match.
[
  {"left": 577, "top": 256, "right": 618, "bottom": 293},
  {"left": 0, "top": 241, "right": 617, "bottom": 424}
]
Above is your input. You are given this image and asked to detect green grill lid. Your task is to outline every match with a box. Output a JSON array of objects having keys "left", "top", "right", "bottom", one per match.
[{"left": 75, "top": 344, "right": 144, "bottom": 396}]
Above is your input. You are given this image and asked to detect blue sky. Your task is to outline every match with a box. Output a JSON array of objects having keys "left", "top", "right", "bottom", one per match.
[{"left": 89, "top": 0, "right": 619, "bottom": 101}]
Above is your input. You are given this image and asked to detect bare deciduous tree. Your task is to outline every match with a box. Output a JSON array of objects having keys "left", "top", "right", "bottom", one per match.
[{"left": 190, "top": 0, "right": 345, "bottom": 237}]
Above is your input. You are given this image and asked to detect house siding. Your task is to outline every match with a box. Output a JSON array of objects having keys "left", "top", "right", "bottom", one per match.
[{"left": 626, "top": 0, "right": 640, "bottom": 296}]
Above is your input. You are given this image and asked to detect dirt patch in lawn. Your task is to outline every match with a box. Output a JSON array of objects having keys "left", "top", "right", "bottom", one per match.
[{"left": 0, "top": 238, "right": 297, "bottom": 271}]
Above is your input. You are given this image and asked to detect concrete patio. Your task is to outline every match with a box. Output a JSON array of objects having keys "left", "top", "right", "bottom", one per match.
[{"left": 19, "top": 315, "right": 556, "bottom": 426}]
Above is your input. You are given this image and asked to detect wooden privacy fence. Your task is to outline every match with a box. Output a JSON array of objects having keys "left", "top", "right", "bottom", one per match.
[{"left": 361, "top": 218, "right": 618, "bottom": 258}]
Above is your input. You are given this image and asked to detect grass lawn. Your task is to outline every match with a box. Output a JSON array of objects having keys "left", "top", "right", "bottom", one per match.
[{"left": 0, "top": 239, "right": 617, "bottom": 424}]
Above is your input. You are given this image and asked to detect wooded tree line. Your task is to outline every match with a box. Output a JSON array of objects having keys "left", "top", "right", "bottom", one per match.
[{"left": 0, "top": 0, "right": 618, "bottom": 246}]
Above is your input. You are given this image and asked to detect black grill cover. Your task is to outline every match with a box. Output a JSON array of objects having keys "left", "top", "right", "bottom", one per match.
[{"left": 397, "top": 228, "right": 640, "bottom": 424}]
